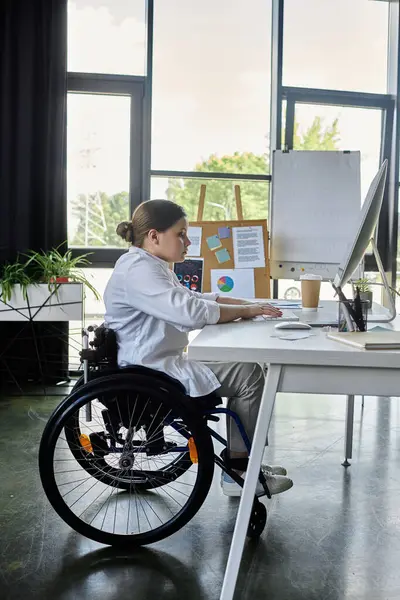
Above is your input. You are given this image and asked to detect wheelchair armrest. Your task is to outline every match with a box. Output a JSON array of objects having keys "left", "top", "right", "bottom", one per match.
[{"left": 80, "top": 348, "right": 98, "bottom": 361}]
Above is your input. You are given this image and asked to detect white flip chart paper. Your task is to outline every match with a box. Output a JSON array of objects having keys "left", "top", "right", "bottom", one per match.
[{"left": 271, "top": 151, "right": 360, "bottom": 264}]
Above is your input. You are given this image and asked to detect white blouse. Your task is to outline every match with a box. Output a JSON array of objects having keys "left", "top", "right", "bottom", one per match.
[{"left": 104, "top": 246, "right": 221, "bottom": 397}]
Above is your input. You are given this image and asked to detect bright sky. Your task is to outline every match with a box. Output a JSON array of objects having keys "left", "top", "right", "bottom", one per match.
[{"left": 67, "top": 0, "right": 390, "bottom": 233}]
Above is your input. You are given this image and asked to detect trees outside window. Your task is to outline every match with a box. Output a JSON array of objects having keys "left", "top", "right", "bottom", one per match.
[{"left": 70, "top": 116, "right": 339, "bottom": 247}]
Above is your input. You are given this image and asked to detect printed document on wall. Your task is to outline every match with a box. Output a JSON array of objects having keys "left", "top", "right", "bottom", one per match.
[
  {"left": 232, "top": 226, "right": 265, "bottom": 269},
  {"left": 187, "top": 226, "right": 202, "bottom": 257},
  {"left": 211, "top": 268, "right": 255, "bottom": 299}
]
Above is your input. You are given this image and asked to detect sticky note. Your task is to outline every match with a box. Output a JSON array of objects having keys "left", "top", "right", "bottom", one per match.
[
  {"left": 206, "top": 235, "right": 222, "bottom": 251},
  {"left": 215, "top": 248, "right": 231, "bottom": 264},
  {"left": 218, "top": 227, "right": 231, "bottom": 239}
]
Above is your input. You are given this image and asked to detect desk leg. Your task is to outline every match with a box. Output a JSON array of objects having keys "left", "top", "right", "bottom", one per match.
[
  {"left": 220, "top": 364, "right": 282, "bottom": 600},
  {"left": 342, "top": 394, "right": 355, "bottom": 467}
]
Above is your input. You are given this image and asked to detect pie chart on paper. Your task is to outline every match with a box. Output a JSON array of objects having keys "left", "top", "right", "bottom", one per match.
[{"left": 217, "top": 275, "right": 234, "bottom": 293}]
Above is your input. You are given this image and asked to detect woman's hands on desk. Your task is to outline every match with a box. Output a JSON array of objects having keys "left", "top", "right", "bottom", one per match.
[
  {"left": 241, "top": 303, "right": 282, "bottom": 319},
  {"left": 217, "top": 300, "right": 282, "bottom": 323}
]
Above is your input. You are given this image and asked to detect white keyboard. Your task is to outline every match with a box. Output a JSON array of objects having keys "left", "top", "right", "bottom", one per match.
[{"left": 255, "top": 310, "right": 299, "bottom": 322}]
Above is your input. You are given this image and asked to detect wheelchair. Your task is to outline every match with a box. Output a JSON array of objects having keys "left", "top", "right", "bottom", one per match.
[{"left": 39, "top": 325, "right": 270, "bottom": 547}]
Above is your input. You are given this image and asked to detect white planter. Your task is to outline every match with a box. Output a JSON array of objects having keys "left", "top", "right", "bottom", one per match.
[{"left": 0, "top": 283, "right": 83, "bottom": 321}]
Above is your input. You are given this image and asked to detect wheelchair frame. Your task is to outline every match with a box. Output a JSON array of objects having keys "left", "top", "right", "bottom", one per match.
[
  {"left": 80, "top": 325, "right": 271, "bottom": 499},
  {"left": 37, "top": 324, "right": 270, "bottom": 548}
]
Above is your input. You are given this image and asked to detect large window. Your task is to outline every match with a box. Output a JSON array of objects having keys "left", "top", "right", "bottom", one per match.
[
  {"left": 66, "top": 75, "right": 145, "bottom": 253},
  {"left": 66, "top": 0, "right": 398, "bottom": 295},
  {"left": 152, "top": 0, "right": 272, "bottom": 174},
  {"left": 67, "top": 1, "right": 147, "bottom": 259},
  {"left": 67, "top": 0, "right": 146, "bottom": 75},
  {"left": 277, "top": 0, "right": 394, "bottom": 298},
  {"left": 67, "top": 93, "right": 131, "bottom": 248},
  {"left": 283, "top": 0, "right": 389, "bottom": 93}
]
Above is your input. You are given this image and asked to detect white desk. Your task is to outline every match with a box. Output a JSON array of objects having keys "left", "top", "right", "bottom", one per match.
[{"left": 187, "top": 317, "right": 400, "bottom": 600}]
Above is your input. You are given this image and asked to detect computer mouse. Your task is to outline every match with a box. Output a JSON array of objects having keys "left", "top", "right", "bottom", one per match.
[{"left": 275, "top": 321, "right": 312, "bottom": 330}]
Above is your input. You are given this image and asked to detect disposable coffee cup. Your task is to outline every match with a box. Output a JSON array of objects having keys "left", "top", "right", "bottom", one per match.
[{"left": 300, "top": 274, "right": 322, "bottom": 311}]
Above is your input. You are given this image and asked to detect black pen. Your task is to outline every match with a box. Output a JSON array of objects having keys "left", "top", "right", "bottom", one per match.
[
  {"left": 332, "top": 283, "right": 360, "bottom": 330},
  {"left": 354, "top": 287, "right": 366, "bottom": 332}
]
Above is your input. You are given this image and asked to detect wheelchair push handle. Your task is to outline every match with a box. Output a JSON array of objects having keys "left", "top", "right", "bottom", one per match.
[
  {"left": 80, "top": 324, "right": 119, "bottom": 376},
  {"left": 82, "top": 328, "right": 90, "bottom": 385}
]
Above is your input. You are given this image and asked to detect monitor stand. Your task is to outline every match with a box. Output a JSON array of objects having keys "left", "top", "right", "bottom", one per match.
[{"left": 335, "top": 237, "right": 396, "bottom": 331}]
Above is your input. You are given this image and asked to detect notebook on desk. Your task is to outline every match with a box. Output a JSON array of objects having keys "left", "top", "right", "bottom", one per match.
[{"left": 327, "top": 331, "right": 400, "bottom": 350}]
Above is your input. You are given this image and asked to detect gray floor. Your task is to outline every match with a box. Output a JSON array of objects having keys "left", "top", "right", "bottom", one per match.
[{"left": 1, "top": 391, "right": 400, "bottom": 600}]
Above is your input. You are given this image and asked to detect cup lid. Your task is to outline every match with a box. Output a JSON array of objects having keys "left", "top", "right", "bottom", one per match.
[{"left": 300, "top": 273, "right": 323, "bottom": 281}]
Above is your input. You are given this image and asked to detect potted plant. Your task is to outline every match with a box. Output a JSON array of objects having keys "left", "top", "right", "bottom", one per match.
[
  {"left": 0, "top": 260, "right": 36, "bottom": 302},
  {"left": 24, "top": 246, "right": 100, "bottom": 299},
  {"left": 0, "top": 246, "right": 100, "bottom": 321},
  {"left": 353, "top": 277, "right": 373, "bottom": 309}
]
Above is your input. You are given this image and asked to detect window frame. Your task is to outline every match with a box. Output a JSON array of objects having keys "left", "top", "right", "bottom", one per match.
[
  {"left": 282, "top": 85, "right": 395, "bottom": 273},
  {"left": 66, "top": 0, "right": 399, "bottom": 284},
  {"left": 67, "top": 72, "right": 146, "bottom": 265},
  {"left": 270, "top": 0, "right": 399, "bottom": 296}
]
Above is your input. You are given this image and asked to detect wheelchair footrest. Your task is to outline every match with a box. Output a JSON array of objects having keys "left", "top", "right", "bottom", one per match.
[
  {"left": 220, "top": 448, "right": 249, "bottom": 472},
  {"left": 220, "top": 449, "right": 271, "bottom": 499}
]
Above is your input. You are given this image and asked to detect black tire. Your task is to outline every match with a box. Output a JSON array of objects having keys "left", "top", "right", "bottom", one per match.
[
  {"left": 247, "top": 500, "right": 267, "bottom": 539},
  {"left": 39, "top": 374, "right": 215, "bottom": 547}
]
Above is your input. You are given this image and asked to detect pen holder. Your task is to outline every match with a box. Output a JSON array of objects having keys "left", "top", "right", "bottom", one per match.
[{"left": 338, "top": 299, "right": 369, "bottom": 332}]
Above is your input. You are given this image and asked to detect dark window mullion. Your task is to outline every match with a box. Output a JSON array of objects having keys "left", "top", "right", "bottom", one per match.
[
  {"left": 150, "top": 170, "right": 271, "bottom": 182},
  {"left": 67, "top": 72, "right": 145, "bottom": 93},
  {"left": 129, "top": 87, "right": 145, "bottom": 216},
  {"left": 69, "top": 247, "right": 126, "bottom": 267},
  {"left": 377, "top": 102, "right": 396, "bottom": 275},
  {"left": 282, "top": 86, "right": 393, "bottom": 110},
  {"left": 284, "top": 96, "right": 295, "bottom": 150},
  {"left": 141, "top": 0, "right": 154, "bottom": 202}
]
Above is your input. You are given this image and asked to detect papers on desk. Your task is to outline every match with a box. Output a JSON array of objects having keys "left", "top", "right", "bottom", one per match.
[
  {"left": 327, "top": 331, "right": 400, "bottom": 350},
  {"left": 268, "top": 300, "right": 302, "bottom": 309}
]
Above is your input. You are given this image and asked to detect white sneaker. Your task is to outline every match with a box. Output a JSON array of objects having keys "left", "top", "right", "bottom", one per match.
[{"left": 221, "top": 470, "right": 293, "bottom": 497}]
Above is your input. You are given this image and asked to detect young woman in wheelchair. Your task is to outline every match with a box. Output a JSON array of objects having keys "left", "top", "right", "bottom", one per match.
[{"left": 104, "top": 199, "right": 293, "bottom": 498}]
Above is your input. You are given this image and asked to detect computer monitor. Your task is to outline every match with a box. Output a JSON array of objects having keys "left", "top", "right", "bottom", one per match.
[{"left": 333, "top": 159, "right": 388, "bottom": 289}]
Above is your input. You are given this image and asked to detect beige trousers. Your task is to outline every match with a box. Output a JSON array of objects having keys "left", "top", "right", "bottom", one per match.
[{"left": 204, "top": 362, "right": 265, "bottom": 453}]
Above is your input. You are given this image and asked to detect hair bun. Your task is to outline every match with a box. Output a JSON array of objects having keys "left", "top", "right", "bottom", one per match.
[{"left": 116, "top": 221, "right": 134, "bottom": 243}]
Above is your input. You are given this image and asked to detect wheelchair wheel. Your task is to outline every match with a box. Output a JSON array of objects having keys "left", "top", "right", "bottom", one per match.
[
  {"left": 65, "top": 377, "right": 192, "bottom": 490},
  {"left": 39, "top": 374, "right": 215, "bottom": 547},
  {"left": 247, "top": 500, "right": 267, "bottom": 539}
]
